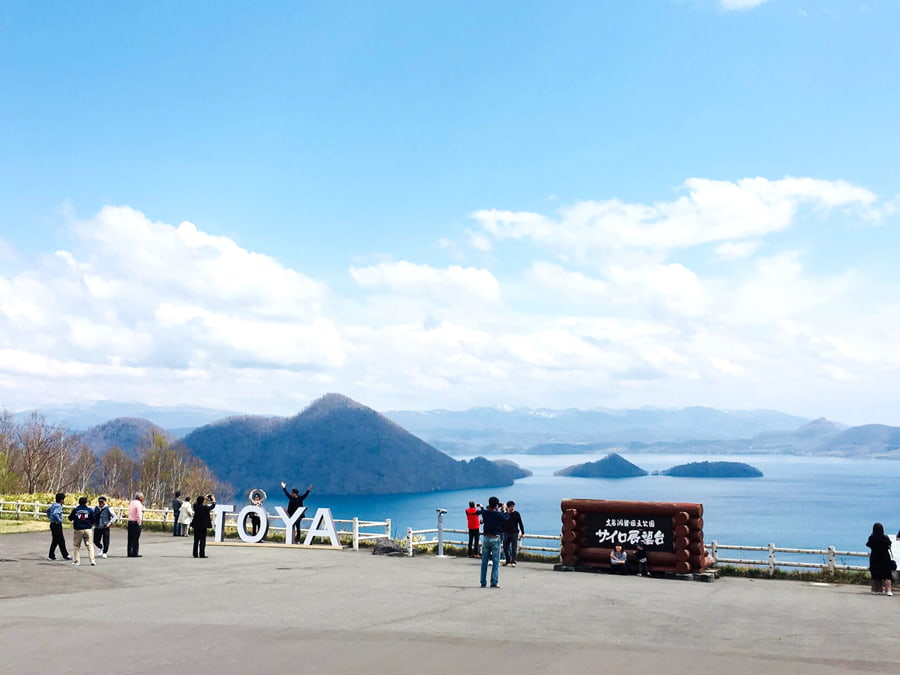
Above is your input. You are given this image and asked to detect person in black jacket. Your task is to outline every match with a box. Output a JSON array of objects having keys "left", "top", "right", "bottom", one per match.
[
  {"left": 501, "top": 501, "right": 525, "bottom": 567},
  {"left": 866, "top": 522, "right": 893, "bottom": 595},
  {"left": 281, "top": 481, "right": 312, "bottom": 544},
  {"left": 68, "top": 496, "right": 96, "bottom": 566},
  {"left": 191, "top": 494, "right": 216, "bottom": 559}
]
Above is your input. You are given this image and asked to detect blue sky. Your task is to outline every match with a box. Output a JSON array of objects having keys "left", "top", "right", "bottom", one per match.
[{"left": 1, "top": 0, "right": 899, "bottom": 425}]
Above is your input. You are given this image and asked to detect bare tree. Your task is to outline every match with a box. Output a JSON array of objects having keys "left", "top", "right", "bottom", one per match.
[
  {"left": 97, "top": 446, "right": 138, "bottom": 499},
  {"left": 71, "top": 444, "right": 97, "bottom": 492},
  {"left": 0, "top": 410, "right": 21, "bottom": 492}
]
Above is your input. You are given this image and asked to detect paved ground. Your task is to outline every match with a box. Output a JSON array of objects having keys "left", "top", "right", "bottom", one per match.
[{"left": 1, "top": 530, "right": 898, "bottom": 674}]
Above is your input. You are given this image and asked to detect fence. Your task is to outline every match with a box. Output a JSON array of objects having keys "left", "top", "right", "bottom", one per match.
[
  {"left": 709, "top": 541, "right": 870, "bottom": 575},
  {"left": 0, "top": 499, "right": 391, "bottom": 552},
  {"left": 6, "top": 499, "right": 896, "bottom": 574}
]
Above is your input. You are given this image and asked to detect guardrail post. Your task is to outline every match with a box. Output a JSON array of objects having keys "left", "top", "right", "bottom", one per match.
[
  {"left": 435, "top": 509, "right": 448, "bottom": 557},
  {"left": 827, "top": 546, "right": 836, "bottom": 574},
  {"left": 16, "top": 500, "right": 22, "bottom": 520},
  {"left": 385, "top": 518, "right": 392, "bottom": 538},
  {"left": 406, "top": 527, "right": 414, "bottom": 557},
  {"left": 768, "top": 542, "right": 776, "bottom": 577},
  {"left": 352, "top": 517, "right": 359, "bottom": 552},
  {"left": 710, "top": 540, "right": 718, "bottom": 563}
]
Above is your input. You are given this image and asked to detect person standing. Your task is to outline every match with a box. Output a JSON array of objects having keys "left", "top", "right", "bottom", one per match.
[
  {"left": 68, "top": 496, "right": 96, "bottom": 566},
  {"left": 126, "top": 492, "right": 144, "bottom": 558},
  {"left": 477, "top": 496, "right": 509, "bottom": 589},
  {"left": 501, "top": 501, "right": 525, "bottom": 567},
  {"left": 178, "top": 496, "right": 193, "bottom": 536},
  {"left": 191, "top": 494, "right": 216, "bottom": 558},
  {"left": 46, "top": 492, "right": 71, "bottom": 561},
  {"left": 281, "top": 481, "right": 312, "bottom": 543},
  {"left": 866, "top": 522, "right": 893, "bottom": 596},
  {"left": 171, "top": 490, "right": 183, "bottom": 536},
  {"left": 465, "top": 501, "right": 481, "bottom": 558},
  {"left": 247, "top": 490, "right": 265, "bottom": 537},
  {"left": 92, "top": 496, "right": 117, "bottom": 558}
]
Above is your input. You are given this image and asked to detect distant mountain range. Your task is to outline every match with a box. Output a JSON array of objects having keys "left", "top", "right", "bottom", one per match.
[
  {"left": 383, "top": 405, "right": 814, "bottom": 451},
  {"left": 18, "top": 397, "right": 900, "bottom": 461},
  {"left": 16, "top": 400, "right": 240, "bottom": 433}
]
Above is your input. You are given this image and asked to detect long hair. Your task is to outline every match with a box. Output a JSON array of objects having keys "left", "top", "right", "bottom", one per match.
[{"left": 872, "top": 522, "right": 885, "bottom": 537}]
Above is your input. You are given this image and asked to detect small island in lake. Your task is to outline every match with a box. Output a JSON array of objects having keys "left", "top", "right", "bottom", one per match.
[
  {"left": 555, "top": 452, "right": 648, "bottom": 478},
  {"left": 660, "top": 461, "right": 763, "bottom": 478}
]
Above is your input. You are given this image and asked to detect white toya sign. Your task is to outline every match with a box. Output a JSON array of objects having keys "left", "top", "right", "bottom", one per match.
[{"left": 212, "top": 504, "right": 342, "bottom": 548}]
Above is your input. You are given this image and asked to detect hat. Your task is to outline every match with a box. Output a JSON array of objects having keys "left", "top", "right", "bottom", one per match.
[{"left": 98, "top": 496, "right": 107, "bottom": 502}]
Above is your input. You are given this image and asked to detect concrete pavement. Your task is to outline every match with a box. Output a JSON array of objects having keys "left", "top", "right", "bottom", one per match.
[{"left": 1, "top": 530, "right": 898, "bottom": 674}]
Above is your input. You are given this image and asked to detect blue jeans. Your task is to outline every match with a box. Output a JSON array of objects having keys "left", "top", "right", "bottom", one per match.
[{"left": 480, "top": 535, "right": 501, "bottom": 587}]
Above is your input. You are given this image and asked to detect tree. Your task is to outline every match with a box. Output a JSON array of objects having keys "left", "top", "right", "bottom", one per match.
[
  {"left": 0, "top": 410, "right": 22, "bottom": 492},
  {"left": 97, "top": 446, "right": 138, "bottom": 499}
]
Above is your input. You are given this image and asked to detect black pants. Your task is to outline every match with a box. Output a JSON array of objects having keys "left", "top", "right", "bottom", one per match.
[
  {"left": 93, "top": 527, "right": 110, "bottom": 554},
  {"left": 193, "top": 528, "right": 207, "bottom": 557},
  {"left": 468, "top": 529, "right": 480, "bottom": 556},
  {"left": 246, "top": 513, "right": 261, "bottom": 536},
  {"left": 127, "top": 521, "right": 142, "bottom": 557},
  {"left": 48, "top": 522, "right": 69, "bottom": 559}
]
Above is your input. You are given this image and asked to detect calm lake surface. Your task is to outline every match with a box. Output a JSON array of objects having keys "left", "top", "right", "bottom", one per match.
[{"left": 269, "top": 454, "right": 900, "bottom": 554}]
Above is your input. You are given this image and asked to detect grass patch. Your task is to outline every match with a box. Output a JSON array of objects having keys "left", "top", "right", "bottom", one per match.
[
  {"left": 715, "top": 564, "right": 871, "bottom": 585},
  {"left": 0, "top": 518, "right": 49, "bottom": 534}
]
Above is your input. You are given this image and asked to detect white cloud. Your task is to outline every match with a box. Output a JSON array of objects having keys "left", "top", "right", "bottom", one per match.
[
  {"left": 1, "top": 181, "right": 899, "bottom": 426},
  {"left": 470, "top": 177, "right": 877, "bottom": 262},
  {"left": 720, "top": 0, "right": 770, "bottom": 10},
  {"left": 715, "top": 241, "right": 760, "bottom": 260},
  {"left": 349, "top": 261, "right": 501, "bottom": 303}
]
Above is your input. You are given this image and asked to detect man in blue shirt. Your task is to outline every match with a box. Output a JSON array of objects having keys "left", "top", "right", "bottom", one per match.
[
  {"left": 46, "top": 492, "right": 71, "bottom": 561},
  {"left": 477, "top": 496, "right": 509, "bottom": 588}
]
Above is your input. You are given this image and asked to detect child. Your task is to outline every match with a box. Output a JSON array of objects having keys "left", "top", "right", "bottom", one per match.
[{"left": 635, "top": 543, "right": 650, "bottom": 577}]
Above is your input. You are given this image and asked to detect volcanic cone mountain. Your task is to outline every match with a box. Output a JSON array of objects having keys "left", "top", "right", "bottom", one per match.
[{"left": 183, "top": 393, "right": 529, "bottom": 495}]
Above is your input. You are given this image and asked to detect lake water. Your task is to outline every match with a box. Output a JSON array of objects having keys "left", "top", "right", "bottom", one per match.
[{"left": 268, "top": 453, "right": 900, "bottom": 554}]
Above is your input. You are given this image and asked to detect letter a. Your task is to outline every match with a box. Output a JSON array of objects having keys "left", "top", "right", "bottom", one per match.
[{"left": 302, "top": 508, "right": 341, "bottom": 548}]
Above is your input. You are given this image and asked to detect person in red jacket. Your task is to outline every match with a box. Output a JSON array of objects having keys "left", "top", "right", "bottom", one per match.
[{"left": 465, "top": 501, "right": 481, "bottom": 558}]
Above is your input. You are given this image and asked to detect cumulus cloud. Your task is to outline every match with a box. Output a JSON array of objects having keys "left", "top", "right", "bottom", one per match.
[
  {"left": 0, "top": 206, "right": 340, "bottom": 393},
  {"left": 1, "top": 178, "right": 898, "bottom": 424},
  {"left": 470, "top": 177, "right": 877, "bottom": 262}
]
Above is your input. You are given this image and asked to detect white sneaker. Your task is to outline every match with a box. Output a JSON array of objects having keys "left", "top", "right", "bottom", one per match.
[
  {"left": 90, "top": 561, "right": 96, "bottom": 566},
  {"left": 887, "top": 591, "right": 894, "bottom": 596},
  {"left": 100, "top": 553, "right": 107, "bottom": 559},
  {"left": 72, "top": 561, "right": 80, "bottom": 566}
]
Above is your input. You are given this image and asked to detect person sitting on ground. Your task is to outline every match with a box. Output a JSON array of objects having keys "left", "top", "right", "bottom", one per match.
[{"left": 610, "top": 544, "right": 628, "bottom": 574}]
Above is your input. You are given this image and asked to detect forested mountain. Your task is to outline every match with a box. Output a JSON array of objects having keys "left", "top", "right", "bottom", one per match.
[
  {"left": 183, "top": 394, "right": 530, "bottom": 496},
  {"left": 79, "top": 417, "right": 175, "bottom": 457},
  {"left": 554, "top": 453, "right": 648, "bottom": 478}
]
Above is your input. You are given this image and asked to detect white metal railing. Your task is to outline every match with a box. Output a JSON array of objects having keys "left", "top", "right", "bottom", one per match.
[
  {"left": 404, "top": 526, "right": 561, "bottom": 558},
  {"left": 708, "top": 541, "right": 871, "bottom": 576},
  {"left": 0, "top": 499, "right": 391, "bottom": 552}
]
